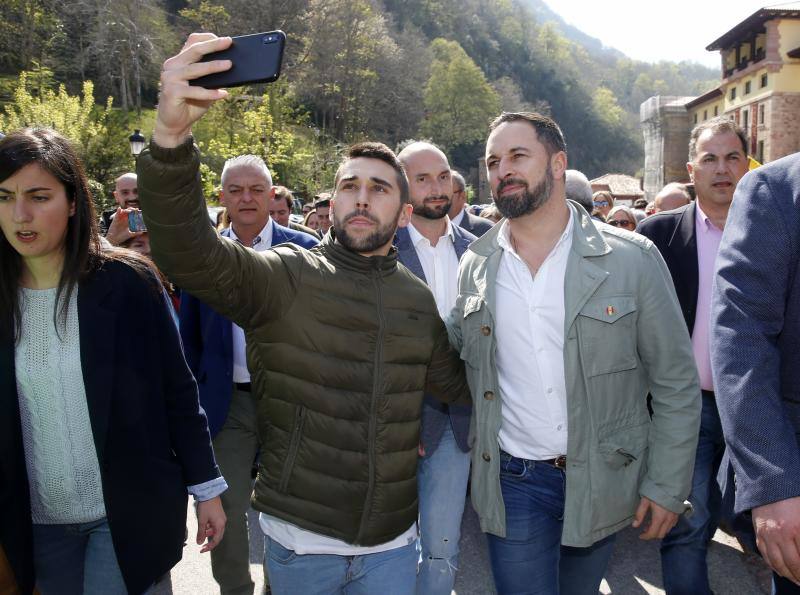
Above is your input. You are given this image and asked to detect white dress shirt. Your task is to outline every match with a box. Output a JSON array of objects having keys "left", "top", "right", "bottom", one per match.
[
  {"left": 229, "top": 218, "right": 274, "bottom": 383},
  {"left": 450, "top": 206, "right": 466, "bottom": 228},
  {"left": 494, "top": 210, "right": 574, "bottom": 460},
  {"left": 406, "top": 218, "right": 460, "bottom": 319}
]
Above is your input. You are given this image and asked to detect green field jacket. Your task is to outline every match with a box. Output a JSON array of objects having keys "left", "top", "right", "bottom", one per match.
[
  {"left": 137, "top": 139, "right": 470, "bottom": 546},
  {"left": 447, "top": 201, "right": 701, "bottom": 547}
]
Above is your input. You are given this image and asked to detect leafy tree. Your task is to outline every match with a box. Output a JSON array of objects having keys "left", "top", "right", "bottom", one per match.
[{"left": 420, "top": 39, "right": 500, "bottom": 153}]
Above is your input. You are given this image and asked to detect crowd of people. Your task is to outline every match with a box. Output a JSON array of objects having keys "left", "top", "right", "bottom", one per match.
[{"left": 1, "top": 31, "right": 799, "bottom": 595}]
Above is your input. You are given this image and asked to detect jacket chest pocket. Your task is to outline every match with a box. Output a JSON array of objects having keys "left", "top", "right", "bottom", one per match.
[
  {"left": 576, "top": 296, "right": 638, "bottom": 377},
  {"left": 460, "top": 294, "right": 492, "bottom": 368}
]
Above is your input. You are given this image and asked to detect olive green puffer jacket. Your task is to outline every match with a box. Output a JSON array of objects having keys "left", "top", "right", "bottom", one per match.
[{"left": 137, "top": 139, "right": 470, "bottom": 546}]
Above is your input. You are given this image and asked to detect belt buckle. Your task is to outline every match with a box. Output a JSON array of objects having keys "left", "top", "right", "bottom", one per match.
[{"left": 553, "top": 455, "right": 567, "bottom": 470}]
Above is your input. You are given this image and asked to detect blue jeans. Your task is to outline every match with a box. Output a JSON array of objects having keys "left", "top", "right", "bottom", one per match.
[
  {"left": 264, "top": 536, "right": 417, "bottom": 595},
  {"left": 32, "top": 518, "right": 128, "bottom": 595},
  {"left": 487, "top": 452, "right": 616, "bottom": 595},
  {"left": 660, "top": 391, "right": 727, "bottom": 595},
  {"left": 416, "top": 421, "right": 471, "bottom": 595}
]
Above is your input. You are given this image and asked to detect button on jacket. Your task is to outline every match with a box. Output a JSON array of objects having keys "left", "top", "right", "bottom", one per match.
[{"left": 447, "top": 201, "right": 701, "bottom": 547}]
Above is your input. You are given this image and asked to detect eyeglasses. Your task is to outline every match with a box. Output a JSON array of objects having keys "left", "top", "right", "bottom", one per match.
[
  {"left": 593, "top": 200, "right": 609, "bottom": 208},
  {"left": 608, "top": 219, "right": 635, "bottom": 229}
]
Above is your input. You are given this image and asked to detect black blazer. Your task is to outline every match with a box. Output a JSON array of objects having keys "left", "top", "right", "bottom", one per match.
[
  {"left": 637, "top": 202, "right": 699, "bottom": 333},
  {"left": 458, "top": 210, "right": 494, "bottom": 238},
  {"left": 0, "top": 259, "right": 220, "bottom": 595}
]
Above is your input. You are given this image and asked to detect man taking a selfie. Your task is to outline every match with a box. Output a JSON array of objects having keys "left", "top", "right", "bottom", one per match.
[{"left": 137, "top": 33, "right": 470, "bottom": 595}]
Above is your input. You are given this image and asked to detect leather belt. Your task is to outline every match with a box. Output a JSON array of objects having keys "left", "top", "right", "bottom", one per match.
[
  {"left": 541, "top": 455, "right": 567, "bottom": 470},
  {"left": 234, "top": 382, "right": 251, "bottom": 392}
]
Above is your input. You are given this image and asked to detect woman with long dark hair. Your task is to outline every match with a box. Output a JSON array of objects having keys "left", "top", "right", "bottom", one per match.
[{"left": 0, "top": 128, "right": 227, "bottom": 595}]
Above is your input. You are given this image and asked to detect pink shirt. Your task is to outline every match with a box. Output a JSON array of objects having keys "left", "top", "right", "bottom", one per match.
[{"left": 692, "top": 202, "right": 723, "bottom": 391}]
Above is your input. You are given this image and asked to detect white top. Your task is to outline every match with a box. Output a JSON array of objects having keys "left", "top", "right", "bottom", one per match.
[
  {"left": 494, "top": 211, "right": 574, "bottom": 460},
  {"left": 406, "top": 219, "right": 460, "bottom": 319},
  {"left": 229, "top": 219, "right": 274, "bottom": 383},
  {"left": 259, "top": 514, "right": 417, "bottom": 556},
  {"left": 15, "top": 287, "right": 107, "bottom": 524},
  {"left": 451, "top": 206, "right": 466, "bottom": 228}
]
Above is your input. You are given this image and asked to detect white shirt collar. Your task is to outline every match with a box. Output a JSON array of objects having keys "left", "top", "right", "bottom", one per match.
[
  {"left": 229, "top": 218, "right": 274, "bottom": 249},
  {"left": 407, "top": 217, "right": 455, "bottom": 248},
  {"left": 451, "top": 207, "right": 466, "bottom": 227},
  {"left": 497, "top": 208, "right": 574, "bottom": 261}
]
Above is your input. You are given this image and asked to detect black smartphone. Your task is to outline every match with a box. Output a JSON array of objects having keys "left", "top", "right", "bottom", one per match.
[
  {"left": 128, "top": 210, "right": 147, "bottom": 233},
  {"left": 190, "top": 31, "right": 286, "bottom": 89}
]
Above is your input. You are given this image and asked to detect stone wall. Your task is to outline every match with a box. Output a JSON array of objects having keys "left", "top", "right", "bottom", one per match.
[
  {"left": 640, "top": 96, "right": 694, "bottom": 200},
  {"left": 767, "top": 93, "right": 800, "bottom": 160}
]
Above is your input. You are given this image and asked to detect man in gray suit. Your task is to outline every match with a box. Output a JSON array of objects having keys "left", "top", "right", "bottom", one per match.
[
  {"left": 395, "top": 142, "right": 476, "bottom": 595},
  {"left": 450, "top": 170, "right": 493, "bottom": 237},
  {"left": 711, "top": 152, "right": 800, "bottom": 595}
]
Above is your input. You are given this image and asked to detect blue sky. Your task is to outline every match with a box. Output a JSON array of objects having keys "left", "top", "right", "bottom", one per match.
[{"left": 549, "top": 1, "right": 778, "bottom": 67}]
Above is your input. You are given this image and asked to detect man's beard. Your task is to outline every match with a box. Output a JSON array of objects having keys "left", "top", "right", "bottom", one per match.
[
  {"left": 412, "top": 194, "right": 451, "bottom": 220},
  {"left": 334, "top": 207, "right": 401, "bottom": 254},
  {"left": 494, "top": 166, "right": 553, "bottom": 219}
]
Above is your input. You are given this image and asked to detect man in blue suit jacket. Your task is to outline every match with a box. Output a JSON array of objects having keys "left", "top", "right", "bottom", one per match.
[
  {"left": 396, "top": 142, "right": 476, "bottom": 595},
  {"left": 711, "top": 151, "right": 800, "bottom": 595},
  {"left": 180, "top": 155, "right": 318, "bottom": 595}
]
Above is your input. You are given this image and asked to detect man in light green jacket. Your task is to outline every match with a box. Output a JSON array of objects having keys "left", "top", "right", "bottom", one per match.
[{"left": 447, "top": 112, "right": 701, "bottom": 594}]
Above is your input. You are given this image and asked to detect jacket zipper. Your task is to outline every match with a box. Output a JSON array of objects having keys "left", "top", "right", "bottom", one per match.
[
  {"left": 356, "top": 269, "right": 384, "bottom": 542},
  {"left": 279, "top": 405, "right": 306, "bottom": 493}
]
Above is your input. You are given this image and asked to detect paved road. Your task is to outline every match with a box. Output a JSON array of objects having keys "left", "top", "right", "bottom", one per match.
[{"left": 154, "top": 502, "right": 771, "bottom": 594}]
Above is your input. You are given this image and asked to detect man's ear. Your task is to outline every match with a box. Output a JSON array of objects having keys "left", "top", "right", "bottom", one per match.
[
  {"left": 551, "top": 151, "right": 567, "bottom": 179},
  {"left": 218, "top": 190, "right": 227, "bottom": 207},
  {"left": 686, "top": 161, "right": 695, "bottom": 183},
  {"left": 269, "top": 186, "right": 276, "bottom": 200},
  {"left": 396, "top": 203, "right": 413, "bottom": 229}
]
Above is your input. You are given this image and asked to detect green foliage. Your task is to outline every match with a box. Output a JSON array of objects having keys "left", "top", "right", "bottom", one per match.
[
  {"left": 420, "top": 39, "right": 501, "bottom": 152},
  {"left": 0, "top": 71, "right": 137, "bottom": 193},
  {"left": 179, "top": 0, "right": 231, "bottom": 32},
  {"left": 593, "top": 87, "right": 625, "bottom": 128},
  {"left": 0, "top": 72, "right": 109, "bottom": 141}
]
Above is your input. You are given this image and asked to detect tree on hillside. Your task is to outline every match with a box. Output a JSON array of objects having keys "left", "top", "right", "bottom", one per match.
[
  {"left": 296, "top": 0, "right": 406, "bottom": 141},
  {"left": 0, "top": 0, "right": 60, "bottom": 73},
  {"left": 420, "top": 38, "right": 500, "bottom": 153}
]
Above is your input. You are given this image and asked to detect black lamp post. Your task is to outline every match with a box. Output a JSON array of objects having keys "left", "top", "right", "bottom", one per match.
[{"left": 128, "top": 129, "right": 146, "bottom": 156}]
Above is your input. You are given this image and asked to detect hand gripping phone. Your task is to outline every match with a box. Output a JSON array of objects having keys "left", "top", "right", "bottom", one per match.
[
  {"left": 190, "top": 31, "right": 286, "bottom": 89},
  {"left": 128, "top": 210, "right": 147, "bottom": 233}
]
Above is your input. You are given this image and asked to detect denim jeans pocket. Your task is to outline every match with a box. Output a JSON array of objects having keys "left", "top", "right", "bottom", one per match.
[
  {"left": 266, "top": 537, "right": 297, "bottom": 565},
  {"left": 499, "top": 453, "right": 528, "bottom": 479}
]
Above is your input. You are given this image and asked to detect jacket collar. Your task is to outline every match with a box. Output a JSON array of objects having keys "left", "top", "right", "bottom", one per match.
[
  {"left": 467, "top": 200, "right": 610, "bottom": 260},
  {"left": 668, "top": 202, "right": 697, "bottom": 253},
  {"left": 321, "top": 228, "right": 398, "bottom": 276}
]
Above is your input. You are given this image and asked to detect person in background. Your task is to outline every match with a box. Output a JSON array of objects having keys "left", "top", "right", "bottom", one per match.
[
  {"left": 270, "top": 185, "right": 321, "bottom": 239},
  {"left": 480, "top": 203, "right": 502, "bottom": 224},
  {"left": 654, "top": 183, "right": 692, "bottom": 214},
  {"left": 638, "top": 117, "right": 750, "bottom": 595},
  {"left": 313, "top": 194, "right": 332, "bottom": 236},
  {"left": 99, "top": 173, "right": 138, "bottom": 235},
  {"left": 0, "top": 127, "right": 226, "bottom": 595},
  {"left": 395, "top": 141, "right": 476, "bottom": 594},
  {"left": 606, "top": 205, "right": 638, "bottom": 232},
  {"left": 449, "top": 171, "right": 493, "bottom": 238},
  {"left": 303, "top": 209, "right": 320, "bottom": 232},
  {"left": 712, "top": 152, "right": 800, "bottom": 595},
  {"left": 592, "top": 190, "right": 614, "bottom": 219},
  {"left": 564, "top": 169, "right": 594, "bottom": 216}
]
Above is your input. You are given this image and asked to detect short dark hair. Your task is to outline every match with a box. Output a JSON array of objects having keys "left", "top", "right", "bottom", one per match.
[
  {"left": 489, "top": 112, "right": 567, "bottom": 157},
  {"left": 688, "top": 116, "right": 747, "bottom": 161},
  {"left": 451, "top": 170, "right": 466, "bottom": 192},
  {"left": 334, "top": 142, "right": 409, "bottom": 204},
  {"left": 273, "top": 185, "right": 293, "bottom": 209}
]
